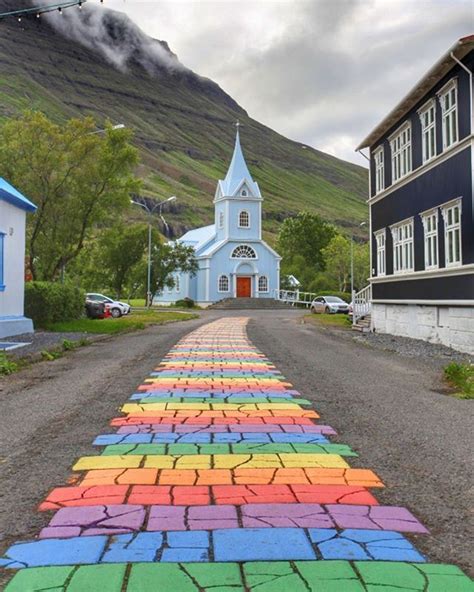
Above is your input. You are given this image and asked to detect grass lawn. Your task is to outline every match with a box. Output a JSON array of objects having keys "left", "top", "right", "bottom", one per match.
[
  {"left": 44, "top": 310, "right": 199, "bottom": 335},
  {"left": 127, "top": 298, "right": 146, "bottom": 307},
  {"left": 304, "top": 313, "right": 351, "bottom": 329}
]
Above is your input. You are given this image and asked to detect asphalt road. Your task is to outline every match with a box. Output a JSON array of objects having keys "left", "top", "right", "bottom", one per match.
[{"left": 0, "top": 309, "right": 472, "bottom": 587}]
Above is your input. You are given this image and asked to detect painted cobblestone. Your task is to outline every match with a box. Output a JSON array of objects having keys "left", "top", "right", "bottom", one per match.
[{"left": 3, "top": 318, "right": 473, "bottom": 591}]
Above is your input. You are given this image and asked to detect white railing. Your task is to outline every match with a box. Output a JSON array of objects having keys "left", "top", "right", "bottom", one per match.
[
  {"left": 274, "top": 289, "right": 317, "bottom": 307},
  {"left": 352, "top": 284, "right": 372, "bottom": 323}
]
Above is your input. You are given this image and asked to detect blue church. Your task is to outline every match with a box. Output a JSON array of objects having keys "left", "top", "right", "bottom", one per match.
[{"left": 154, "top": 128, "right": 281, "bottom": 306}]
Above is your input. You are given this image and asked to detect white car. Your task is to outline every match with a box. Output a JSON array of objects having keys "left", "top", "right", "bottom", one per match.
[
  {"left": 310, "top": 296, "right": 350, "bottom": 314},
  {"left": 86, "top": 293, "right": 131, "bottom": 318}
]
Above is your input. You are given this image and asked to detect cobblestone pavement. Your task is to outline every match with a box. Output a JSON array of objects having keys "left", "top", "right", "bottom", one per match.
[{"left": 1, "top": 317, "right": 473, "bottom": 590}]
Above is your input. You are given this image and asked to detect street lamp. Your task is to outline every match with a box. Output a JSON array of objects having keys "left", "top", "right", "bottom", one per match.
[
  {"left": 131, "top": 195, "right": 177, "bottom": 308},
  {"left": 351, "top": 221, "right": 367, "bottom": 327}
]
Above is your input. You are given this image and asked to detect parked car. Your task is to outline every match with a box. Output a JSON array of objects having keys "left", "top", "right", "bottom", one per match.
[
  {"left": 85, "top": 300, "right": 106, "bottom": 319},
  {"left": 86, "top": 293, "right": 131, "bottom": 318},
  {"left": 310, "top": 296, "right": 350, "bottom": 314}
]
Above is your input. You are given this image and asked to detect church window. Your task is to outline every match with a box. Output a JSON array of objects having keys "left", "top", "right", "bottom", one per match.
[
  {"left": 241, "top": 189, "right": 248, "bottom": 197},
  {"left": 175, "top": 274, "right": 180, "bottom": 292},
  {"left": 218, "top": 211, "right": 224, "bottom": 229},
  {"left": 218, "top": 274, "right": 229, "bottom": 292},
  {"left": 0, "top": 233, "right": 4, "bottom": 290},
  {"left": 258, "top": 275, "right": 268, "bottom": 292},
  {"left": 239, "top": 210, "right": 250, "bottom": 228},
  {"left": 231, "top": 245, "right": 257, "bottom": 259}
]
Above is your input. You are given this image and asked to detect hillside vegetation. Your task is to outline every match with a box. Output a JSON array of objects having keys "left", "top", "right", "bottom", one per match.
[{"left": 0, "top": 1, "right": 368, "bottom": 241}]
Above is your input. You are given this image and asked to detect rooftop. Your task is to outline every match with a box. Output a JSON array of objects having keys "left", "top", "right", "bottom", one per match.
[{"left": 356, "top": 35, "right": 474, "bottom": 151}]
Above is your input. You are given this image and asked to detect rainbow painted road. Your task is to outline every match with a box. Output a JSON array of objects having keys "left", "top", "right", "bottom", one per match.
[{"left": 2, "top": 318, "right": 473, "bottom": 591}]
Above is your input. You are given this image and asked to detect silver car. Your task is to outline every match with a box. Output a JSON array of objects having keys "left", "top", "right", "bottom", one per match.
[
  {"left": 310, "top": 296, "right": 350, "bottom": 314},
  {"left": 86, "top": 293, "right": 131, "bottom": 318}
]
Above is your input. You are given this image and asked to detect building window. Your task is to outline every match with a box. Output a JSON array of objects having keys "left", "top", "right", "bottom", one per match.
[
  {"left": 175, "top": 274, "right": 180, "bottom": 292},
  {"left": 231, "top": 244, "right": 257, "bottom": 258},
  {"left": 239, "top": 210, "right": 250, "bottom": 228},
  {"left": 218, "top": 211, "right": 224, "bottom": 229},
  {"left": 218, "top": 274, "right": 229, "bottom": 292},
  {"left": 438, "top": 79, "right": 458, "bottom": 150},
  {"left": 421, "top": 210, "right": 438, "bottom": 269},
  {"left": 374, "top": 230, "right": 386, "bottom": 277},
  {"left": 258, "top": 275, "right": 269, "bottom": 292},
  {"left": 419, "top": 100, "right": 436, "bottom": 163},
  {"left": 390, "top": 123, "right": 411, "bottom": 182},
  {"left": 391, "top": 219, "right": 414, "bottom": 274},
  {"left": 241, "top": 189, "right": 248, "bottom": 197},
  {"left": 441, "top": 200, "right": 462, "bottom": 267},
  {"left": 0, "top": 233, "right": 4, "bottom": 290},
  {"left": 373, "top": 147, "right": 384, "bottom": 194}
]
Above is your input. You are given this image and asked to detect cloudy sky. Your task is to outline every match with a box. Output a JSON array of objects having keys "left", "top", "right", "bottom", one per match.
[{"left": 102, "top": 0, "right": 471, "bottom": 165}]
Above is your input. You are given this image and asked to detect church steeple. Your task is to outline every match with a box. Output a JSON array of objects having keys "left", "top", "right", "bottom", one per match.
[{"left": 217, "top": 123, "right": 261, "bottom": 199}]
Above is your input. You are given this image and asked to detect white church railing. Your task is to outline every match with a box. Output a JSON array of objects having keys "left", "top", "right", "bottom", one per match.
[{"left": 274, "top": 289, "right": 317, "bottom": 307}]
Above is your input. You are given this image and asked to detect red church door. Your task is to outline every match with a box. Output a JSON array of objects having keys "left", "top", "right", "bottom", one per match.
[{"left": 236, "top": 277, "right": 251, "bottom": 297}]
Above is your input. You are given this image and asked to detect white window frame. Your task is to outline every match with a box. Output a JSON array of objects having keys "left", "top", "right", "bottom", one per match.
[
  {"left": 441, "top": 198, "right": 462, "bottom": 268},
  {"left": 218, "top": 211, "right": 224, "bottom": 229},
  {"left": 218, "top": 274, "right": 230, "bottom": 293},
  {"left": 238, "top": 210, "right": 250, "bottom": 228},
  {"left": 373, "top": 146, "right": 384, "bottom": 194},
  {"left": 390, "top": 218, "right": 414, "bottom": 275},
  {"left": 418, "top": 99, "right": 436, "bottom": 163},
  {"left": 258, "top": 275, "right": 269, "bottom": 293},
  {"left": 419, "top": 208, "right": 439, "bottom": 270},
  {"left": 438, "top": 78, "right": 458, "bottom": 150},
  {"left": 389, "top": 122, "right": 412, "bottom": 183},
  {"left": 231, "top": 244, "right": 257, "bottom": 259},
  {"left": 374, "top": 229, "right": 386, "bottom": 277}
]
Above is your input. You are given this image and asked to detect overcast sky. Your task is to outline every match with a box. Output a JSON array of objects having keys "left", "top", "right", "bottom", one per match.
[{"left": 102, "top": 0, "right": 472, "bottom": 166}]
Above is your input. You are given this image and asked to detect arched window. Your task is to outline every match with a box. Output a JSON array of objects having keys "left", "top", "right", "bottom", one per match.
[
  {"left": 231, "top": 245, "right": 257, "bottom": 259},
  {"left": 241, "top": 189, "right": 248, "bottom": 197},
  {"left": 239, "top": 210, "right": 250, "bottom": 228},
  {"left": 258, "top": 275, "right": 268, "bottom": 292},
  {"left": 218, "top": 274, "right": 229, "bottom": 292},
  {"left": 218, "top": 211, "right": 224, "bottom": 229},
  {"left": 175, "top": 274, "right": 180, "bottom": 292}
]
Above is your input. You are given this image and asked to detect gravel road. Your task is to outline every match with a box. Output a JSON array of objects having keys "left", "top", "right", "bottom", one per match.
[{"left": 0, "top": 309, "right": 471, "bottom": 587}]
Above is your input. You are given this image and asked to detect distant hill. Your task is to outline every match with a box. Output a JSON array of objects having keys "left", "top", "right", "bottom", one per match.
[{"left": 0, "top": 0, "right": 368, "bottom": 241}]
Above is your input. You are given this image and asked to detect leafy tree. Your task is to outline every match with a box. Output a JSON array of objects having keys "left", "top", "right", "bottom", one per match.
[
  {"left": 321, "top": 234, "right": 370, "bottom": 292},
  {"left": 321, "top": 234, "right": 351, "bottom": 292},
  {"left": 0, "top": 111, "right": 140, "bottom": 280},
  {"left": 150, "top": 241, "right": 198, "bottom": 294},
  {"left": 277, "top": 212, "right": 336, "bottom": 274}
]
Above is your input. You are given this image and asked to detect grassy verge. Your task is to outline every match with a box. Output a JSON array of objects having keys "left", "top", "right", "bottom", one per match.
[
  {"left": 43, "top": 310, "right": 199, "bottom": 335},
  {"left": 304, "top": 313, "right": 351, "bottom": 329},
  {"left": 443, "top": 362, "right": 474, "bottom": 399}
]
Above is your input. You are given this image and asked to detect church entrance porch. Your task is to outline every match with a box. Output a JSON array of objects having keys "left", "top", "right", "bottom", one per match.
[{"left": 236, "top": 276, "right": 252, "bottom": 297}]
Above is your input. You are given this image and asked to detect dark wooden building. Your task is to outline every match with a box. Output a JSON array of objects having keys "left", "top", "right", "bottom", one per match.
[{"left": 357, "top": 36, "right": 474, "bottom": 354}]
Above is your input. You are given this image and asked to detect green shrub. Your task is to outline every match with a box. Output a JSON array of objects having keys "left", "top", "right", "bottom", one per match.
[
  {"left": 0, "top": 352, "right": 18, "bottom": 375},
  {"left": 25, "top": 282, "right": 85, "bottom": 326},
  {"left": 175, "top": 297, "right": 195, "bottom": 308},
  {"left": 444, "top": 362, "right": 474, "bottom": 399}
]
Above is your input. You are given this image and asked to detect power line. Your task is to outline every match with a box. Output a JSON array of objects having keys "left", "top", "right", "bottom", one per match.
[{"left": 0, "top": 1, "right": 104, "bottom": 21}]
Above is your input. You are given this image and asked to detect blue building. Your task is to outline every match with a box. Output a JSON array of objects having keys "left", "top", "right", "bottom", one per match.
[
  {"left": 357, "top": 36, "right": 474, "bottom": 354},
  {"left": 154, "top": 129, "right": 281, "bottom": 306},
  {"left": 0, "top": 178, "right": 37, "bottom": 338}
]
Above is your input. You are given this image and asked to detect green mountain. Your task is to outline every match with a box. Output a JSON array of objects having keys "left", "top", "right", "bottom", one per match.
[{"left": 0, "top": 1, "right": 368, "bottom": 241}]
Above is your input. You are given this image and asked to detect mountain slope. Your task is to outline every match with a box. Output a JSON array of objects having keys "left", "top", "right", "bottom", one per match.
[{"left": 0, "top": 1, "right": 368, "bottom": 240}]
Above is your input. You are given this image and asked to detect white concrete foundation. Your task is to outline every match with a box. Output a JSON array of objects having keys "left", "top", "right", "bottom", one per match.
[
  {"left": 372, "top": 303, "right": 474, "bottom": 355},
  {"left": 0, "top": 316, "right": 34, "bottom": 339}
]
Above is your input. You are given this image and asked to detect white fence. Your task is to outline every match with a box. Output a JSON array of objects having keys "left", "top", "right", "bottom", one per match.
[
  {"left": 274, "top": 290, "right": 317, "bottom": 307},
  {"left": 352, "top": 284, "right": 372, "bottom": 323}
]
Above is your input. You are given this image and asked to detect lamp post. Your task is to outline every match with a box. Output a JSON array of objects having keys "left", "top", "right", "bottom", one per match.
[
  {"left": 131, "top": 195, "right": 176, "bottom": 307},
  {"left": 351, "top": 221, "right": 367, "bottom": 326}
]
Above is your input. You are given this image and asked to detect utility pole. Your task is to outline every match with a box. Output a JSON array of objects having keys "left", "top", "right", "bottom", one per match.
[{"left": 131, "top": 195, "right": 176, "bottom": 308}]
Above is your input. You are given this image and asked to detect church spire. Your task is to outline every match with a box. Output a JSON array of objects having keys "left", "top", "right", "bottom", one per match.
[{"left": 219, "top": 122, "right": 260, "bottom": 197}]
